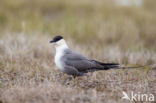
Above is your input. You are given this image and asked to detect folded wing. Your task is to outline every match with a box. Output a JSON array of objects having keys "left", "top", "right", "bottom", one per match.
[{"left": 62, "top": 50, "right": 119, "bottom": 73}]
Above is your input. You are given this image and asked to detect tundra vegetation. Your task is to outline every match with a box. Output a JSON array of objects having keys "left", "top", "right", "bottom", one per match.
[{"left": 0, "top": 0, "right": 156, "bottom": 103}]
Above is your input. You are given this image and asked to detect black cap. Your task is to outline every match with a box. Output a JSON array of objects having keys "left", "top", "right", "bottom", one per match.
[{"left": 50, "top": 36, "right": 63, "bottom": 43}]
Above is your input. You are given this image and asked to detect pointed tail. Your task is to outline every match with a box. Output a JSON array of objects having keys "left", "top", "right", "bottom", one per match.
[
  {"left": 91, "top": 60, "right": 120, "bottom": 70},
  {"left": 91, "top": 60, "right": 156, "bottom": 71}
]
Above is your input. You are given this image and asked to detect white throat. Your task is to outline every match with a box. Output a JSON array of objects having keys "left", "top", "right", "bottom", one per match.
[
  {"left": 54, "top": 39, "right": 68, "bottom": 71},
  {"left": 55, "top": 39, "right": 68, "bottom": 53}
]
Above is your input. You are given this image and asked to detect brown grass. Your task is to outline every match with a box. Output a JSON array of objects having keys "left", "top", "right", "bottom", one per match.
[{"left": 0, "top": 34, "right": 155, "bottom": 103}]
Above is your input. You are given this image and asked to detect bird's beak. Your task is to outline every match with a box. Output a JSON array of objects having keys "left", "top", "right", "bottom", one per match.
[{"left": 49, "top": 40, "right": 55, "bottom": 43}]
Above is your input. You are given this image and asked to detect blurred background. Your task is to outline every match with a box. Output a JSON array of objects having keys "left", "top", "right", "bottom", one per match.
[
  {"left": 0, "top": 1, "right": 156, "bottom": 103},
  {"left": 0, "top": 0, "right": 156, "bottom": 50}
]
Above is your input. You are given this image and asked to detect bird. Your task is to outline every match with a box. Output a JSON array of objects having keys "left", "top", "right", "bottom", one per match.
[{"left": 50, "top": 35, "right": 120, "bottom": 76}]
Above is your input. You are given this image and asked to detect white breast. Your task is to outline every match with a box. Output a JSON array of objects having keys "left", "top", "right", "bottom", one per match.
[
  {"left": 54, "top": 39, "right": 68, "bottom": 71},
  {"left": 55, "top": 51, "right": 64, "bottom": 71}
]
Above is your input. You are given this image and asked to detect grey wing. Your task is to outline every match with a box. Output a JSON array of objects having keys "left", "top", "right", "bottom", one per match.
[{"left": 62, "top": 51, "right": 103, "bottom": 72}]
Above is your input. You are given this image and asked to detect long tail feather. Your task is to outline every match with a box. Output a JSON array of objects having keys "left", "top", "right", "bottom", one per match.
[{"left": 87, "top": 60, "right": 156, "bottom": 73}]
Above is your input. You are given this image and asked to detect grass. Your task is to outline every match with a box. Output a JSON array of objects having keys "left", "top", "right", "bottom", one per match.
[
  {"left": 0, "top": 34, "right": 155, "bottom": 103},
  {"left": 0, "top": 0, "right": 156, "bottom": 103}
]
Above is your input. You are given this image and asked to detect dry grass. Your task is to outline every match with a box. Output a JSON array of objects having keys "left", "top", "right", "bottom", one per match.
[
  {"left": 0, "top": 34, "right": 155, "bottom": 103},
  {"left": 0, "top": 0, "right": 156, "bottom": 103}
]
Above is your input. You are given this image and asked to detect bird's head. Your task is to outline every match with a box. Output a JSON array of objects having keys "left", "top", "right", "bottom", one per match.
[
  {"left": 50, "top": 35, "right": 68, "bottom": 49},
  {"left": 50, "top": 35, "right": 63, "bottom": 43}
]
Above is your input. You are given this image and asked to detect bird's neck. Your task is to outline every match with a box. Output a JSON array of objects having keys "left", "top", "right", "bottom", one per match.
[{"left": 55, "top": 39, "right": 69, "bottom": 53}]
